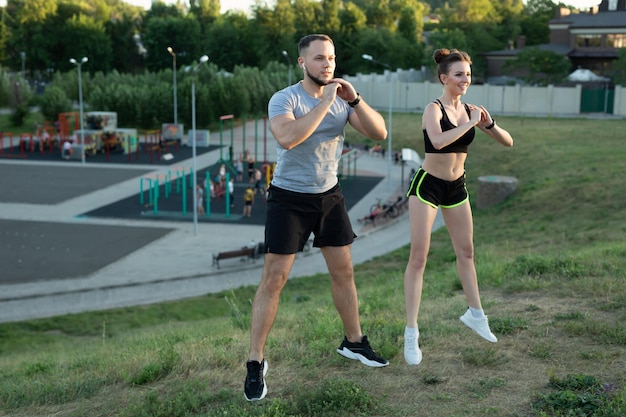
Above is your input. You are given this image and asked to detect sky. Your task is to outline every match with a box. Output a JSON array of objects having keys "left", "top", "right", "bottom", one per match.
[{"left": 124, "top": 0, "right": 603, "bottom": 14}]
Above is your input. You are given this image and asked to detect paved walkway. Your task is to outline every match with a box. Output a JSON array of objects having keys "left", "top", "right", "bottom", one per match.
[{"left": 0, "top": 120, "right": 440, "bottom": 323}]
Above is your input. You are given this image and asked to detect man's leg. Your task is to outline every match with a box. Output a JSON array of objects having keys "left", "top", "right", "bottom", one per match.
[
  {"left": 248, "top": 253, "right": 297, "bottom": 361},
  {"left": 321, "top": 245, "right": 361, "bottom": 342},
  {"left": 245, "top": 252, "right": 296, "bottom": 401},
  {"left": 322, "top": 245, "right": 389, "bottom": 367}
]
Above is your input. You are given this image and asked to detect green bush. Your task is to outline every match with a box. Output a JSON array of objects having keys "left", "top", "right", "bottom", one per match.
[
  {"left": 9, "top": 104, "right": 29, "bottom": 126},
  {"left": 34, "top": 62, "right": 291, "bottom": 131},
  {"left": 37, "top": 85, "right": 72, "bottom": 121}
]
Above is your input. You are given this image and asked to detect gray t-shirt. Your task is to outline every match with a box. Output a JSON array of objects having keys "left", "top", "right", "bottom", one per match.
[{"left": 268, "top": 82, "right": 353, "bottom": 194}]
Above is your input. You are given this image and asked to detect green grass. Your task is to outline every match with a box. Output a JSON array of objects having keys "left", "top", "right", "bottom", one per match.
[
  {"left": 0, "top": 110, "right": 45, "bottom": 135},
  {"left": 0, "top": 115, "right": 625, "bottom": 416}
]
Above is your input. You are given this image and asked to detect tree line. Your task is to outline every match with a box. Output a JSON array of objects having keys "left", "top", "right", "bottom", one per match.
[{"left": 0, "top": 0, "right": 619, "bottom": 129}]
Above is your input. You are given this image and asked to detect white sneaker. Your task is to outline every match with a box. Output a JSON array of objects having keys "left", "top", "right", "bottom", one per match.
[
  {"left": 460, "top": 308, "right": 498, "bottom": 343},
  {"left": 404, "top": 328, "right": 422, "bottom": 365}
]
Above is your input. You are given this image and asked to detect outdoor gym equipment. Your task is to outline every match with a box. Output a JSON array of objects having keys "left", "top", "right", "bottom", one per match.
[
  {"left": 218, "top": 114, "right": 234, "bottom": 163},
  {"left": 140, "top": 166, "right": 191, "bottom": 214}
]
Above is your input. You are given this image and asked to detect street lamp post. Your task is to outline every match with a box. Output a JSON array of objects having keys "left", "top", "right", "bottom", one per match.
[
  {"left": 281, "top": 50, "right": 292, "bottom": 85},
  {"left": 20, "top": 52, "right": 25, "bottom": 78},
  {"left": 167, "top": 47, "right": 177, "bottom": 125},
  {"left": 70, "top": 57, "right": 88, "bottom": 164},
  {"left": 189, "top": 55, "right": 209, "bottom": 236},
  {"left": 362, "top": 54, "right": 393, "bottom": 192}
]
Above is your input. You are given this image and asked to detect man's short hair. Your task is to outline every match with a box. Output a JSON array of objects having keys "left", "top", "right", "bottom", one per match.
[{"left": 298, "top": 34, "right": 333, "bottom": 55}]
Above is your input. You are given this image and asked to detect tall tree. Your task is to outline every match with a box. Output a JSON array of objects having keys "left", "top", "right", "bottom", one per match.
[
  {"left": 521, "top": 0, "right": 557, "bottom": 46},
  {"left": 190, "top": 0, "right": 220, "bottom": 26},
  {"left": 141, "top": 15, "right": 202, "bottom": 72},
  {"left": 105, "top": 15, "right": 144, "bottom": 73},
  {"left": 292, "top": 0, "right": 323, "bottom": 40},
  {"left": 321, "top": 0, "right": 341, "bottom": 36},
  {"left": 362, "top": 0, "right": 395, "bottom": 30},
  {"left": 490, "top": 0, "right": 524, "bottom": 49},
  {"left": 0, "top": 9, "right": 10, "bottom": 63},
  {"left": 63, "top": 14, "right": 113, "bottom": 73},
  {"left": 17, "top": 0, "right": 57, "bottom": 24},
  {"left": 338, "top": 1, "right": 367, "bottom": 36},
  {"left": 203, "top": 12, "right": 258, "bottom": 71},
  {"left": 396, "top": 0, "right": 425, "bottom": 44}
]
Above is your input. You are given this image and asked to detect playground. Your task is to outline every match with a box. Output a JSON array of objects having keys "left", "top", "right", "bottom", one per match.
[
  {"left": 0, "top": 111, "right": 380, "bottom": 225},
  {"left": 0, "top": 113, "right": 386, "bottom": 286},
  {"left": 0, "top": 146, "right": 383, "bottom": 284},
  {"left": 83, "top": 166, "right": 383, "bottom": 226}
]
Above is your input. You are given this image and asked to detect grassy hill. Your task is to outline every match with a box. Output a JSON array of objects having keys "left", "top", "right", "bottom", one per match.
[{"left": 1, "top": 114, "right": 624, "bottom": 416}]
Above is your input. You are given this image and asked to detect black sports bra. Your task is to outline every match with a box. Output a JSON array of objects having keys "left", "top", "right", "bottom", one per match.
[{"left": 423, "top": 99, "right": 475, "bottom": 153}]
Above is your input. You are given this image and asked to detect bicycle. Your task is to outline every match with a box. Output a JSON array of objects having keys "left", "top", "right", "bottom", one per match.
[
  {"left": 359, "top": 198, "right": 388, "bottom": 225},
  {"left": 382, "top": 195, "right": 408, "bottom": 219}
]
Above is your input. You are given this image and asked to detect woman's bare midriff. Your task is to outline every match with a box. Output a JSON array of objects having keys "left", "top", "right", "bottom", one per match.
[{"left": 421, "top": 153, "right": 467, "bottom": 181}]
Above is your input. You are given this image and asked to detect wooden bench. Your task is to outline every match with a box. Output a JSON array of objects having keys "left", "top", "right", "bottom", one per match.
[{"left": 212, "top": 247, "right": 256, "bottom": 269}]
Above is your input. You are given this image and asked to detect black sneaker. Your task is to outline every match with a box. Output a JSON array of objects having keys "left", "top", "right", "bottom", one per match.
[
  {"left": 336, "top": 335, "right": 389, "bottom": 367},
  {"left": 244, "top": 359, "right": 268, "bottom": 401}
]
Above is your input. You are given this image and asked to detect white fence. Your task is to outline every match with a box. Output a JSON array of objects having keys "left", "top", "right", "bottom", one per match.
[{"left": 344, "top": 73, "right": 626, "bottom": 117}]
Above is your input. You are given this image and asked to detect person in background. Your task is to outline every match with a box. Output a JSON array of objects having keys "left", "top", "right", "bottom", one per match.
[
  {"left": 219, "top": 163, "right": 226, "bottom": 186},
  {"left": 196, "top": 183, "right": 205, "bottom": 215},
  {"left": 254, "top": 168, "right": 265, "bottom": 197},
  {"left": 235, "top": 156, "right": 244, "bottom": 182},
  {"left": 62, "top": 139, "right": 72, "bottom": 160},
  {"left": 243, "top": 185, "right": 254, "bottom": 218},
  {"left": 244, "top": 33, "right": 389, "bottom": 402},
  {"left": 228, "top": 177, "right": 235, "bottom": 208},
  {"left": 247, "top": 154, "right": 255, "bottom": 183},
  {"left": 208, "top": 179, "right": 216, "bottom": 199},
  {"left": 402, "top": 48, "right": 514, "bottom": 366}
]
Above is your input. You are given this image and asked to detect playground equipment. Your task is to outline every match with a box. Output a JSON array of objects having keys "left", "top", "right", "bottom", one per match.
[
  {"left": 131, "top": 114, "right": 281, "bottom": 222},
  {"left": 58, "top": 111, "right": 138, "bottom": 160},
  {"left": 162, "top": 123, "right": 184, "bottom": 144},
  {"left": 139, "top": 167, "right": 236, "bottom": 220},
  {"left": 0, "top": 132, "right": 23, "bottom": 159},
  {"left": 2, "top": 111, "right": 142, "bottom": 161},
  {"left": 140, "top": 166, "right": 191, "bottom": 214},
  {"left": 58, "top": 112, "right": 79, "bottom": 138},
  {"left": 218, "top": 114, "right": 234, "bottom": 163},
  {"left": 339, "top": 148, "right": 359, "bottom": 182}
]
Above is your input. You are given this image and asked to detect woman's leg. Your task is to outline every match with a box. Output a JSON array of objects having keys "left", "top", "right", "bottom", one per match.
[
  {"left": 441, "top": 201, "right": 482, "bottom": 309},
  {"left": 404, "top": 196, "right": 439, "bottom": 328}
]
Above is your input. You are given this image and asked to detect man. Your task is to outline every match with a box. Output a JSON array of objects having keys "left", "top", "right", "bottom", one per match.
[{"left": 244, "top": 34, "right": 389, "bottom": 402}]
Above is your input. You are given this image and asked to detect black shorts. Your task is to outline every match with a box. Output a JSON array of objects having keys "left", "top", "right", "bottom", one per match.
[
  {"left": 406, "top": 168, "right": 468, "bottom": 209},
  {"left": 264, "top": 183, "right": 356, "bottom": 254}
]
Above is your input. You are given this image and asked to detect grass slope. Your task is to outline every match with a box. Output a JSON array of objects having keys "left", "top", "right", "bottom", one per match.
[{"left": 0, "top": 115, "right": 625, "bottom": 417}]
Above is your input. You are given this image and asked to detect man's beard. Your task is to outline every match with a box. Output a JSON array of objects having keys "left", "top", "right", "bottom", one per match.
[{"left": 305, "top": 68, "right": 330, "bottom": 86}]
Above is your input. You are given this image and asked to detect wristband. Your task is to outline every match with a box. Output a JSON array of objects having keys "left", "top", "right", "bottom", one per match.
[
  {"left": 348, "top": 93, "right": 361, "bottom": 107},
  {"left": 486, "top": 119, "right": 496, "bottom": 129}
]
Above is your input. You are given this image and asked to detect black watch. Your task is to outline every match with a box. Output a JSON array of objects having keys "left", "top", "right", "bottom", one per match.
[{"left": 348, "top": 93, "right": 361, "bottom": 107}]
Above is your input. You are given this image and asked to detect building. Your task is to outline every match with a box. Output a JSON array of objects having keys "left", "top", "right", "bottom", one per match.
[{"left": 483, "top": 0, "right": 626, "bottom": 83}]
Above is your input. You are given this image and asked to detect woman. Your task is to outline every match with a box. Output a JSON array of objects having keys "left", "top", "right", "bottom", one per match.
[{"left": 403, "top": 48, "right": 514, "bottom": 365}]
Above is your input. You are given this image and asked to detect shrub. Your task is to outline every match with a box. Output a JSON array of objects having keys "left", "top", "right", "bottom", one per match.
[{"left": 37, "top": 86, "right": 72, "bottom": 121}]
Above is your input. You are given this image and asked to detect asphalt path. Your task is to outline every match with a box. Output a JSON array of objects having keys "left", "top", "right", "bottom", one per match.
[{"left": 0, "top": 120, "right": 429, "bottom": 323}]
